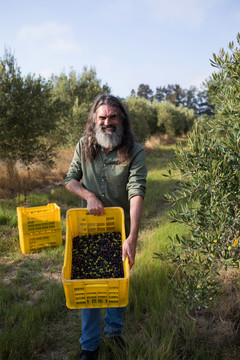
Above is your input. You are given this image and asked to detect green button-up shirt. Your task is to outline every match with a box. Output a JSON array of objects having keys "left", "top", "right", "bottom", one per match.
[{"left": 65, "top": 137, "right": 147, "bottom": 235}]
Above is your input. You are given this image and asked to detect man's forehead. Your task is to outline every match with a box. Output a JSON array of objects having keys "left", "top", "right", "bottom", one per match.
[{"left": 96, "top": 105, "right": 117, "bottom": 116}]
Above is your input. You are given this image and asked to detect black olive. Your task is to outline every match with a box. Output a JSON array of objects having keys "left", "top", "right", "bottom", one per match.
[{"left": 71, "top": 232, "right": 124, "bottom": 279}]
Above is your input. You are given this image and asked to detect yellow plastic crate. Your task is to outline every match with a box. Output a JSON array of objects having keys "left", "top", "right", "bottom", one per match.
[
  {"left": 62, "top": 207, "right": 129, "bottom": 309},
  {"left": 18, "top": 230, "right": 62, "bottom": 254},
  {"left": 17, "top": 203, "right": 62, "bottom": 235},
  {"left": 17, "top": 203, "right": 62, "bottom": 254}
]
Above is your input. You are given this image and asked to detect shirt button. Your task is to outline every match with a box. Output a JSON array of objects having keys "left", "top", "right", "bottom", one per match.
[
  {"left": 101, "top": 179, "right": 104, "bottom": 182},
  {"left": 101, "top": 194, "right": 105, "bottom": 197}
]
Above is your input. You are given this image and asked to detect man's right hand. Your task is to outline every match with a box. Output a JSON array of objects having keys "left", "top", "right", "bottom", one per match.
[
  {"left": 65, "top": 180, "right": 104, "bottom": 216},
  {"left": 86, "top": 194, "right": 105, "bottom": 216}
]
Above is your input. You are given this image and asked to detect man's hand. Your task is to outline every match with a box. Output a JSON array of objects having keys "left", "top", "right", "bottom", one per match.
[
  {"left": 122, "top": 195, "right": 144, "bottom": 269},
  {"left": 122, "top": 235, "right": 137, "bottom": 269},
  {"left": 86, "top": 194, "right": 105, "bottom": 216},
  {"left": 65, "top": 180, "right": 104, "bottom": 216}
]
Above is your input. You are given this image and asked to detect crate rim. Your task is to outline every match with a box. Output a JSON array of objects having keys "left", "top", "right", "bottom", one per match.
[
  {"left": 17, "top": 203, "right": 60, "bottom": 210},
  {"left": 66, "top": 206, "right": 125, "bottom": 217},
  {"left": 61, "top": 267, "right": 129, "bottom": 284}
]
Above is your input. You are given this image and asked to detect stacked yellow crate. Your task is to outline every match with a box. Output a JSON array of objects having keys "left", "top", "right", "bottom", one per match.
[{"left": 17, "top": 203, "right": 62, "bottom": 254}]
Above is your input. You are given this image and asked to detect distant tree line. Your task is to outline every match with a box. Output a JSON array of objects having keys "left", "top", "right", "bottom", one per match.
[
  {"left": 123, "top": 96, "right": 196, "bottom": 143},
  {"left": 0, "top": 47, "right": 214, "bottom": 170},
  {"left": 131, "top": 83, "right": 214, "bottom": 117}
]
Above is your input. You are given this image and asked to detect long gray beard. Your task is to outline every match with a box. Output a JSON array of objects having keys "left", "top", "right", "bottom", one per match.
[{"left": 95, "top": 124, "right": 123, "bottom": 149}]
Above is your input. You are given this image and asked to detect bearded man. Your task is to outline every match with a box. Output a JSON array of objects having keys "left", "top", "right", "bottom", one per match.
[{"left": 65, "top": 94, "right": 147, "bottom": 360}]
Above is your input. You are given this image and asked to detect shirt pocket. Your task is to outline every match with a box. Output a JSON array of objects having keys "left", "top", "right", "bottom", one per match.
[{"left": 107, "top": 164, "right": 129, "bottom": 186}]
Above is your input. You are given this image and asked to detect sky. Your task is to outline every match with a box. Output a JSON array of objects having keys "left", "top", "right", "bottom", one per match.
[{"left": 1, "top": 0, "right": 240, "bottom": 98}]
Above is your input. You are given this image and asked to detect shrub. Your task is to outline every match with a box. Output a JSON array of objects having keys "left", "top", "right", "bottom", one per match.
[
  {"left": 158, "top": 34, "right": 240, "bottom": 312},
  {"left": 155, "top": 101, "right": 195, "bottom": 137},
  {"left": 124, "top": 96, "right": 158, "bottom": 143}
]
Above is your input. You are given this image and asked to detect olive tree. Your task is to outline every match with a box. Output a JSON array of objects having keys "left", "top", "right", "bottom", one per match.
[
  {"left": 0, "top": 49, "right": 60, "bottom": 167},
  {"left": 51, "top": 67, "right": 110, "bottom": 146},
  {"left": 123, "top": 96, "right": 158, "bottom": 143},
  {"left": 157, "top": 34, "right": 240, "bottom": 312},
  {"left": 155, "top": 101, "right": 196, "bottom": 137}
]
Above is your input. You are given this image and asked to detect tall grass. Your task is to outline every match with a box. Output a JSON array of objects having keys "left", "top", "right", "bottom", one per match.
[
  {"left": 0, "top": 147, "right": 74, "bottom": 199},
  {"left": 0, "top": 141, "right": 236, "bottom": 359}
]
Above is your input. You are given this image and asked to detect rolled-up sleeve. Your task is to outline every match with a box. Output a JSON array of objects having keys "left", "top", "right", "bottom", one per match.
[
  {"left": 64, "top": 140, "right": 83, "bottom": 185},
  {"left": 127, "top": 144, "right": 147, "bottom": 200}
]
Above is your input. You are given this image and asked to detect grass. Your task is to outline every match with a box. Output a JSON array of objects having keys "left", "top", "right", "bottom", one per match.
[{"left": 0, "top": 139, "right": 239, "bottom": 359}]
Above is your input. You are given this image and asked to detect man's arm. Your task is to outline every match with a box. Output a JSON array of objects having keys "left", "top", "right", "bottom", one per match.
[
  {"left": 65, "top": 180, "right": 104, "bottom": 216},
  {"left": 122, "top": 195, "right": 143, "bottom": 269}
]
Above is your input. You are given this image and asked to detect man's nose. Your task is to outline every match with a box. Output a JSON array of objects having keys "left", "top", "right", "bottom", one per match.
[{"left": 104, "top": 117, "right": 111, "bottom": 125}]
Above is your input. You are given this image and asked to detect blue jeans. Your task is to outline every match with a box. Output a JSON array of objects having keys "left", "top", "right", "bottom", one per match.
[{"left": 80, "top": 307, "right": 126, "bottom": 351}]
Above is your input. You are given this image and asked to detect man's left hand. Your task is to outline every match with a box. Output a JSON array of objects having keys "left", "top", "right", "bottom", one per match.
[{"left": 122, "top": 235, "right": 137, "bottom": 269}]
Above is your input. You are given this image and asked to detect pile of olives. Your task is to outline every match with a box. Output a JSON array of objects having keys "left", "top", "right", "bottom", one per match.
[{"left": 71, "top": 231, "right": 124, "bottom": 279}]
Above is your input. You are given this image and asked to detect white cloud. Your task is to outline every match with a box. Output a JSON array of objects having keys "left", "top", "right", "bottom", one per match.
[
  {"left": 17, "top": 21, "right": 87, "bottom": 54},
  {"left": 49, "top": 38, "right": 84, "bottom": 52},
  {"left": 14, "top": 21, "right": 90, "bottom": 79},
  {"left": 17, "top": 21, "right": 70, "bottom": 41}
]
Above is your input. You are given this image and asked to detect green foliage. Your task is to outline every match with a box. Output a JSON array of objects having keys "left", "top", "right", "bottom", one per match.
[
  {"left": 137, "top": 83, "right": 153, "bottom": 101},
  {"left": 160, "top": 33, "right": 240, "bottom": 312},
  {"left": 155, "top": 101, "right": 196, "bottom": 137},
  {"left": 124, "top": 96, "right": 195, "bottom": 143},
  {"left": 132, "top": 83, "right": 213, "bottom": 117},
  {"left": 0, "top": 48, "right": 60, "bottom": 167},
  {"left": 156, "top": 84, "right": 185, "bottom": 106},
  {"left": 124, "top": 96, "right": 158, "bottom": 143},
  {"left": 51, "top": 67, "right": 110, "bottom": 146}
]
